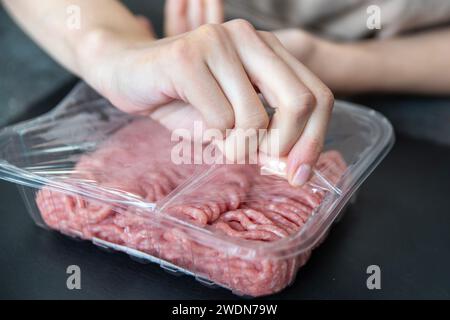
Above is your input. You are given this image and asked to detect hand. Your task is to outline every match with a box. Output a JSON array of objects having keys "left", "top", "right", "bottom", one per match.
[
  {"left": 165, "top": 0, "right": 224, "bottom": 37},
  {"left": 78, "top": 20, "right": 334, "bottom": 187}
]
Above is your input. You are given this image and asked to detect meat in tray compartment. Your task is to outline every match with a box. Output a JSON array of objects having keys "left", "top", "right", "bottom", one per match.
[{"left": 35, "top": 118, "right": 346, "bottom": 296}]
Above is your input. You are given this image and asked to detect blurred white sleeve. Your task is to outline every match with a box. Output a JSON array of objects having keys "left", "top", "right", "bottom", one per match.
[{"left": 224, "top": 0, "right": 450, "bottom": 40}]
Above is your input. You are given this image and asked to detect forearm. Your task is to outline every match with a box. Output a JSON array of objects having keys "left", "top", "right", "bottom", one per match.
[
  {"left": 2, "top": 0, "right": 153, "bottom": 77},
  {"left": 320, "top": 28, "right": 450, "bottom": 95}
]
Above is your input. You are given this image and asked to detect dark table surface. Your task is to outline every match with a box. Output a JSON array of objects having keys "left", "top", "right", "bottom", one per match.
[{"left": 1, "top": 0, "right": 450, "bottom": 300}]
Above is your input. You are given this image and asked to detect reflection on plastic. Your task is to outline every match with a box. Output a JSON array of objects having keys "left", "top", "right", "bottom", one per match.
[{"left": 260, "top": 155, "right": 342, "bottom": 195}]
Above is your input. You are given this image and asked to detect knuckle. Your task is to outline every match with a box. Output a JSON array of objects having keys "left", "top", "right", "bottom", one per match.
[
  {"left": 226, "top": 19, "right": 273, "bottom": 54},
  {"left": 240, "top": 112, "right": 270, "bottom": 130},
  {"left": 306, "top": 137, "right": 324, "bottom": 156},
  {"left": 227, "top": 19, "right": 256, "bottom": 33},
  {"left": 196, "top": 23, "right": 223, "bottom": 41},
  {"left": 281, "top": 29, "right": 310, "bottom": 43},
  {"left": 222, "top": 113, "right": 236, "bottom": 129},
  {"left": 283, "top": 92, "right": 315, "bottom": 117},
  {"left": 208, "top": 112, "right": 235, "bottom": 131},
  {"left": 206, "top": 118, "right": 225, "bottom": 132},
  {"left": 317, "top": 88, "right": 335, "bottom": 110},
  {"left": 258, "top": 30, "right": 272, "bottom": 38},
  {"left": 170, "top": 38, "right": 195, "bottom": 63},
  {"left": 259, "top": 31, "right": 278, "bottom": 44},
  {"left": 254, "top": 114, "right": 270, "bottom": 129},
  {"left": 300, "top": 136, "right": 323, "bottom": 161}
]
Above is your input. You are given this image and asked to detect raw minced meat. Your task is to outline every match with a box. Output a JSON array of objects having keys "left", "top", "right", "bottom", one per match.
[{"left": 35, "top": 118, "right": 346, "bottom": 296}]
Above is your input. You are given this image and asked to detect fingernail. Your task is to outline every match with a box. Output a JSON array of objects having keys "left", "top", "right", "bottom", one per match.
[{"left": 292, "top": 164, "right": 312, "bottom": 187}]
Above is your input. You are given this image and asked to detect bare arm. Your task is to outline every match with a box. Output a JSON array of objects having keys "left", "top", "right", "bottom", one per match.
[
  {"left": 276, "top": 27, "right": 450, "bottom": 95},
  {"left": 2, "top": 0, "right": 153, "bottom": 76}
]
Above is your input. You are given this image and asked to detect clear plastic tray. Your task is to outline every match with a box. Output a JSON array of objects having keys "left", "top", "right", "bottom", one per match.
[{"left": 0, "top": 83, "right": 394, "bottom": 297}]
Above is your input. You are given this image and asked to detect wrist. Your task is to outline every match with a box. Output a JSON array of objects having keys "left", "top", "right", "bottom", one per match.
[{"left": 74, "top": 26, "right": 155, "bottom": 92}]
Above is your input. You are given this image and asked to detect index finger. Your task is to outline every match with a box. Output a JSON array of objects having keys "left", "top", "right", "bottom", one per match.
[{"left": 259, "top": 32, "right": 334, "bottom": 186}]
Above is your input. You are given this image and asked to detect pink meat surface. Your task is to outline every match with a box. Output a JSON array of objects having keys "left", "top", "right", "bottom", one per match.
[{"left": 35, "top": 118, "right": 346, "bottom": 296}]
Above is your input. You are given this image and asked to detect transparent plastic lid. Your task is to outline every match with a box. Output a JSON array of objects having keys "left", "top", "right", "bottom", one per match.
[
  {"left": 0, "top": 82, "right": 394, "bottom": 249},
  {"left": 0, "top": 83, "right": 394, "bottom": 296}
]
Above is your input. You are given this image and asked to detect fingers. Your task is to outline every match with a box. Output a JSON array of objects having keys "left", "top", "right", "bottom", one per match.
[
  {"left": 223, "top": 21, "right": 315, "bottom": 158},
  {"left": 163, "top": 19, "right": 332, "bottom": 184},
  {"left": 188, "top": 0, "right": 224, "bottom": 29},
  {"left": 202, "top": 25, "right": 269, "bottom": 162},
  {"left": 166, "top": 0, "right": 224, "bottom": 37},
  {"left": 222, "top": 21, "right": 333, "bottom": 186},
  {"left": 165, "top": 0, "right": 189, "bottom": 37},
  {"left": 171, "top": 50, "right": 235, "bottom": 134},
  {"left": 186, "top": 73, "right": 235, "bottom": 136},
  {"left": 258, "top": 31, "right": 335, "bottom": 186},
  {"left": 188, "top": 0, "right": 205, "bottom": 30},
  {"left": 150, "top": 101, "right": 206, "bottom": 141},
  {"left": 205, "top": 0, "right": 224, "bottom": 24}
]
